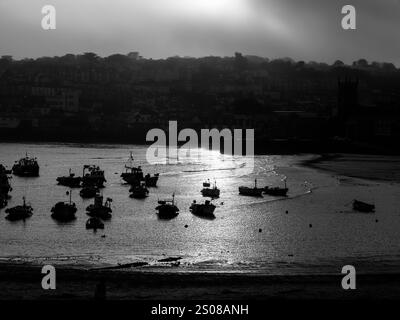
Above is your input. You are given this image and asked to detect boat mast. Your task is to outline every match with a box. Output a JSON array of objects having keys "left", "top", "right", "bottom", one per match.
[{"left": 126, "top": 152, "right": 134, "bottom": 171}]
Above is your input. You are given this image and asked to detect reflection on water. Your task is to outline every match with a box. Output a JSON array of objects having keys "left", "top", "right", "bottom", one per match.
[{"left": 1, "top": 142, "right": 400, "bottom": 275}]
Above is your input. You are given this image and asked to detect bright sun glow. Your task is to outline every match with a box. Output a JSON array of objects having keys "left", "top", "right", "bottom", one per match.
[
  {"left": 189, "top": 0, "right": 234, "bottom": 13},
  {"left": 173, "top": 0, "right": 248, "bottom": 21}
]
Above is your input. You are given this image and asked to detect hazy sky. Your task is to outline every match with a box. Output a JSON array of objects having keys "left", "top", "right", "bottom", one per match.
[{"left": 0, "top": 0, "right": 399, "bottom": 64}]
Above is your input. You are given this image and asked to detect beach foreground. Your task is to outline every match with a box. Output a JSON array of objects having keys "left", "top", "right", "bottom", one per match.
[{"left": 1, "top": 263, "right": 400, "bottom": 301}]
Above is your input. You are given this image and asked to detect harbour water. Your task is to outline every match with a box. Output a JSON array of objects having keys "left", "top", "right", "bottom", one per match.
[{"left": 1, "top": 142, "right": 400, "bottom": 275}]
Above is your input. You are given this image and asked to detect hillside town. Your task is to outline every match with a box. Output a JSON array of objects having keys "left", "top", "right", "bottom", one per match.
[{"left": 0, "top": 52, "right": 399, "bottom": 153}]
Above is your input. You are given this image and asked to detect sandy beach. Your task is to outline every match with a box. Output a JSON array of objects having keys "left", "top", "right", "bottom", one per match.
[
  {"left": 303, "top": 153, "right": 400, "bottom": 182},
  {"left": 2, "top": 262, "right": 400, "bottom": 301}
]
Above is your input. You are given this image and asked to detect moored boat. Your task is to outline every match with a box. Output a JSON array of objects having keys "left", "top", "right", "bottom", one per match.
[
  {"left": 129, "top": 182, "right": 149, "bottom": 199},
  {"left": 144, "top": 173, "right": 159, "bottom": 187},
  {"left": 57, "top": 169, "right": 82, "bottom": 188},
  {"left": 353, "top": 200, "right": 375, "bottom": 213},
  {"left": 12, "top": 154, "right": 39, "bottom": 177},
  {"left": 5, "top": 197, "right": 33, "bottom": 221},
  {"left": 121, "top": 152, "right": 144, "bottom": 185},
  {"left": 264, "top": 179, "right": 288, "bottom": 196},
  {"left": 82, "top": 165, "right": 106, "bottom": 188},
  {"left": 121, "top": 167, "right": 144, "bottom": 185},
  {"left": 239, "top": 179, "right": 263, "bottom": 197},
  {"left": 86, "top": 194, "right": 112, "bottom": 220},
  {"left": 156, "top": 194, "right": 179, "bottom": 219},
  {"left": 264, "top": 186, "right": 288, "bottom": 196},
  {"left": 121, "top": 152, "right": 160, "bottom": 187},
  {"left": 201, "top": 180, "right": 220, "bottom": 198},
  {"left": 190, "top": 199, "right": 216, "bottom": 218},
  {"left": 51, "top": 191, "right": 77, "bottom": 222},
  {"left": 0, "top": 164, "right": 12, "bottom": 196}
]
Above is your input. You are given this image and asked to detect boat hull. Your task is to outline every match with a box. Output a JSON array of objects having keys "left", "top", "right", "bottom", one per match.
[
  {"left": 156, "top": 205, "right": 179, "bottom": 219},
  {"left": 190, "top": 204, "right": 216, "bottom": 217},
  {"left": 201, "top": 188, "right": 220, "bottom": 198},
  {"left": 263, "top": 187, "right": 288, "bottom": 197},
  {"left": 239, "top": 187, "right": 263, "bottom": 197},
  {"left": 12, "top": 166, "right": 39, "bottom": 177},
  {"left": 51, "top": 203, "right": 77, "bottom": 222}
]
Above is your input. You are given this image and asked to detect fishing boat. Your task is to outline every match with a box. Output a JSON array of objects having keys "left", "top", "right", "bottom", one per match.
[
  {"left": 0, "top": 164, "right": 12, "bottom": 196},
  {"left": 56, "top": 169, "right": 82, "bottom": 188},
  {"left": 144, "top": 173, "right": 160, "bottom": 187},
  {"left": 353, "top": 200, "right": 375, "bottom": 213},
  {"left": 86, "top": 217, "right": 104, "bottom": 230},
  {"left": 82, "top": 165, "right": 106, "bottom": 188},
  {"left": 51, "top": 191, "right": 77, "bottom": 222},
  {"left": 86, "top": 194, "right": 112, "bottom": 220},
  {"left": 156, "top": 194, "right": 179, "bottom": 219},
  {"left": 129, "top": 182, "right": 149, "bottom": 199},
  {"left": 5, "top": 197, "right": 33, "bottom": 221},
  {"left": 122, "top": 167, "right": 144, "bottom": 185},
  {"left": 190, "top": 199, "right": 216, "bottom": 218},
  {"left": 264, "top": 179, "right": 288, "bottom": 196},
  {"left": 80, "top": 185, "right": 99, "bottom": 198},
  {"left": 201, "top": 180, "right": 220, "bottom": 198},
  {"left": 239, "top": 179, "right": 263, "bottom": 197},
  {"left": 121, "top": 152, "right": 144, "bottom": 185},
  {"left": 12, "top": 154, "right": 39, "bottom": 177}
]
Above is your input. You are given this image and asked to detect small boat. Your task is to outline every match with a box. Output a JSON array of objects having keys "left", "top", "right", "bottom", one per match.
[
  {"left": 86, "top": 194, "right": 112, "bottom": 220},
  {"left": 353, "top": 200, "right": 375, "bottom": 213},
  {"left": 122, "top": 168, "right": 143, "bottom": 185},
  {"left": 5, "top": 197, "right": 33, "bottom": 221},
  {"left": 0, "top": 164, "right": 12, "bottom": 196},
  {"left": 264, "top": 178, "right": 288, "bottom": 196},
  {"left": 56, "top": 169, "right": 82, "bottom": 188},
  {"left": 80, "top": 186, "right": 99, "bottom": 198},
  {"left": 144, "top": 173, "right": 159, "bottom": 187},
  {"left": 190, "top": 200, "right": 216, "bottom": 218},
  {"left": 239, "top": 179, "right": 263, "bottom": 197},
  {"left": 156, "top": 194, "right": 179, "bottom": 219},
  {"left": 264, "top": 187, "right": 288, "bottom": 196},
  {"left": 86, "top": 217, "right": 104, "bottom": 230},
  {"left": 51, "top": 191, "right": 77, "bottom": 222},
  {"left": 130, "top": 182, "right": 149, "bottom": 199},
  {"left": 82, "top": 165, "right": 106, "bottom": 188},
  {"left": 12, "top": 154, "right": 39, "bottom": 177},
  {"left": 121, "top": 152, "right": 144, "bottom": 185},
  {"left": 201, "top": 180, "right": 220, "bottom": 198}
]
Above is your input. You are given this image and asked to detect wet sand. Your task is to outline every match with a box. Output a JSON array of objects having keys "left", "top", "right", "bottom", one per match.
[
  {"left": 303, "top": 154, "right": 400, "bottom": 182},
  {"left": 1, "top": 263, "right": 400, "bottom": 300}
]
